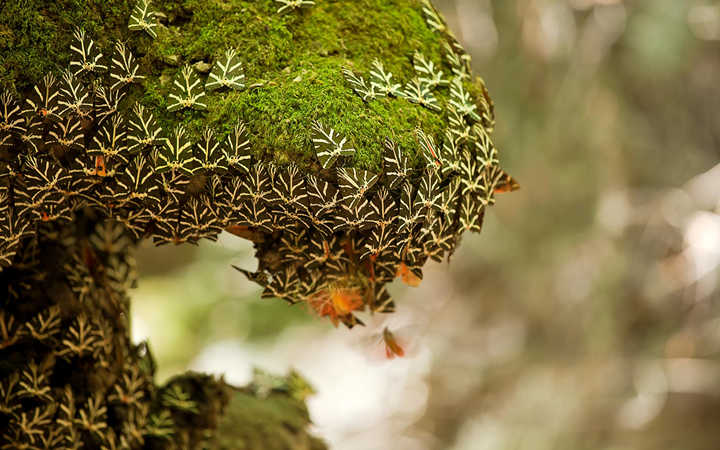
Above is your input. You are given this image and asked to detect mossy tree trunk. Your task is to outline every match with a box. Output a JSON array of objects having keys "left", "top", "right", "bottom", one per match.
[{"left": 0, "top": 0, "right": 507, "bottom": 448}]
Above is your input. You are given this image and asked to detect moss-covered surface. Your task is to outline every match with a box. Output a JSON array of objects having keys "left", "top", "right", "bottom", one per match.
[
  {"left": 209, "top": 389, "right": 326, "bottom": 450},
  {"left": 0, "top": 0, "right": 475, "bottom": 170}
]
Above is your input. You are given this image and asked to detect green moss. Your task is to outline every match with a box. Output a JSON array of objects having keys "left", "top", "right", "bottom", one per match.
[
  {"left": 209, "top": 389, "right": 326, "bottom": 450},
  {"left": 1, "top": 0, "right": 464, "bottom": 171}
]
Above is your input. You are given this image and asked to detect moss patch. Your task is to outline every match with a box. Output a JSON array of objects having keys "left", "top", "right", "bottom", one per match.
[{"left": 1, "top": 0, "right": 464, "bottom": 171}]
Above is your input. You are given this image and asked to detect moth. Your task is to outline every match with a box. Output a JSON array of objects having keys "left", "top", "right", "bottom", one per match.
[
  {"left": 439, "top": 130, "right": 462, "bottom": 179},
  {"left": 311, "top": 121, "right": 356, "bottom": 169},
  {"left": 421, "top": 0, "right": 447, "bottom": 33},
  {"left": 474, "top": 125, "right": 499, "bottom": 170},
  {"left": 179, "top": 197, "right": 223, "bottom": 242},
  {"left": 16, "top": 115, "right": 44, "bottom": 153},
  {"left": 274, "top": 165, "right": 309, "bottom": 212},
  {"left": 236, "top": 198, "right": 273, "bottom": 233},
  {"left": 195, "top": 127, "right": 228, "bottom": 173},
  {"left": 306, "top": 175, "right": 341, "bottom": 236},
  {"left": 95, "top": 85, "right": 127, "bottom": 125},
  {"left": 413, "top": 51, "right": 448, "bottom": 89},
  {"left": 129, "top": 0, "right": 159, "bottom": 39},
  {"left": 70, "top": 28, "right": 107, "bottom": 77},
  {"left": 447, "top": 107, "right": 473, "bottom": 145},
  {"left": 128, "top": 103, "right": 163, "bottom": 154},
  {"left": 334, "top": 197, "right": 375, "bottom": 233},
  {"left": 458, "top": 150, "right": 484, "bottom": 198},
  {"left": 369, "top": 59, "right": 402, "bottom": 97},
  {"left": 415, "top": 128, "right": 442, "bottom": 169},
  {"left": 343, "top": 67, "right": 381, "bottom": 102},
  {"left": 206, "top": 49, "right": 246, "bottom": 91},
  {"left": 46, "top": 116, "right": 84, "bottom": 153},
  {"left": 415, "top": 167, "right": 443, "bottom": 216},
  {"left": 224, "top": 121, "right": 253, "bottom": 172},
  {"left": 398, "top": 182, "right": 424, "bottom": 233},
  {"left": 402, "top": 78, "right": 441, "bottom": 112},
  {"left": 22, "top": 155, "right": 71, "bottom": 202},
  {"left": 0, "top": 90, "right": 24, "bottom": 136},
  {"left": 450, "top": 78, "right": 481, "bottom": 122},
  {"left": 337, "top": 168, "right": 379, "bottom": 209},
  {"left": 115, "top": 154, "right": 161, "bottom": 207},
  {"left": 382, "top": 139, "right": 410, "bottom": 190},
  {"left": 89, "top": 115, "right": 130, "bottom": 170},
  {"left": 24, "top": 73, "right": 61, "bottom": 122},
  {"left": 458, "top": 194, "right": 484, "bottom": 234},
  {"left": 89, "top": 221, "right": 132, "bottom": 255},
  {"left": 276, "top": 0, "right": 315, "bottom": 14},
  {"left": 167, "top": 65, "right": 207, "bottom": 112},
  {"left": 382, "top": 327, "right": 405, "bottom": 358},
  {"left": 110, "top": 41, "right": 145, "bottom": 91},
  {"left": 58, "top": 70, "right": 92, "bottom": 119},
  {"left": 444, "top": 41, "right": 471, "bottom": 81},
  {"left": 156, "top": 126, "right": 197, "bottom": 175}
]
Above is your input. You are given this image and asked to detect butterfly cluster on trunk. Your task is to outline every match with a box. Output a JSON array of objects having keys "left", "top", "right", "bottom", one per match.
[{"left": 0, "top": 0, "right": 515, "bottom": 330}]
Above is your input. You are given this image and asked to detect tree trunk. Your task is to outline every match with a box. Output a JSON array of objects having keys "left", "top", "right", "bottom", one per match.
[{"left": 0, "top": 0, "right": 506, "bottom": 447}]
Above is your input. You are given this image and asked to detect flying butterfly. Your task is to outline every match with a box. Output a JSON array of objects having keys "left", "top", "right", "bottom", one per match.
[
  {"left": 307, "top": 283, "right": 365, "bottom": 327},
  {"left": 493, "top": 170, "right": 520, "bottom": 194}
]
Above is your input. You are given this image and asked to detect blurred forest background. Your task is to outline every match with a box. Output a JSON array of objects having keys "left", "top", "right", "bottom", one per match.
[{"left": 131, "top": 0, "right": 720, "bottom": 449}]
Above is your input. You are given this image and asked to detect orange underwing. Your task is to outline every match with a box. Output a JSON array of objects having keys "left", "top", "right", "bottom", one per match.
[
  {"left": 396, "top": 261, "right": 422, "bottom": 287},
  {"left": 494, "top": 171, "right": 519, "bottom": 194},
  {"left": 382, "top": 327, "right": 405, "bottom": 359}
]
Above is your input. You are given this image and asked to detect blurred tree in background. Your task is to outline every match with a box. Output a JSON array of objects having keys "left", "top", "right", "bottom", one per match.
[{"left": 133, "top": 1, "right": 720, "bottom": 449}]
